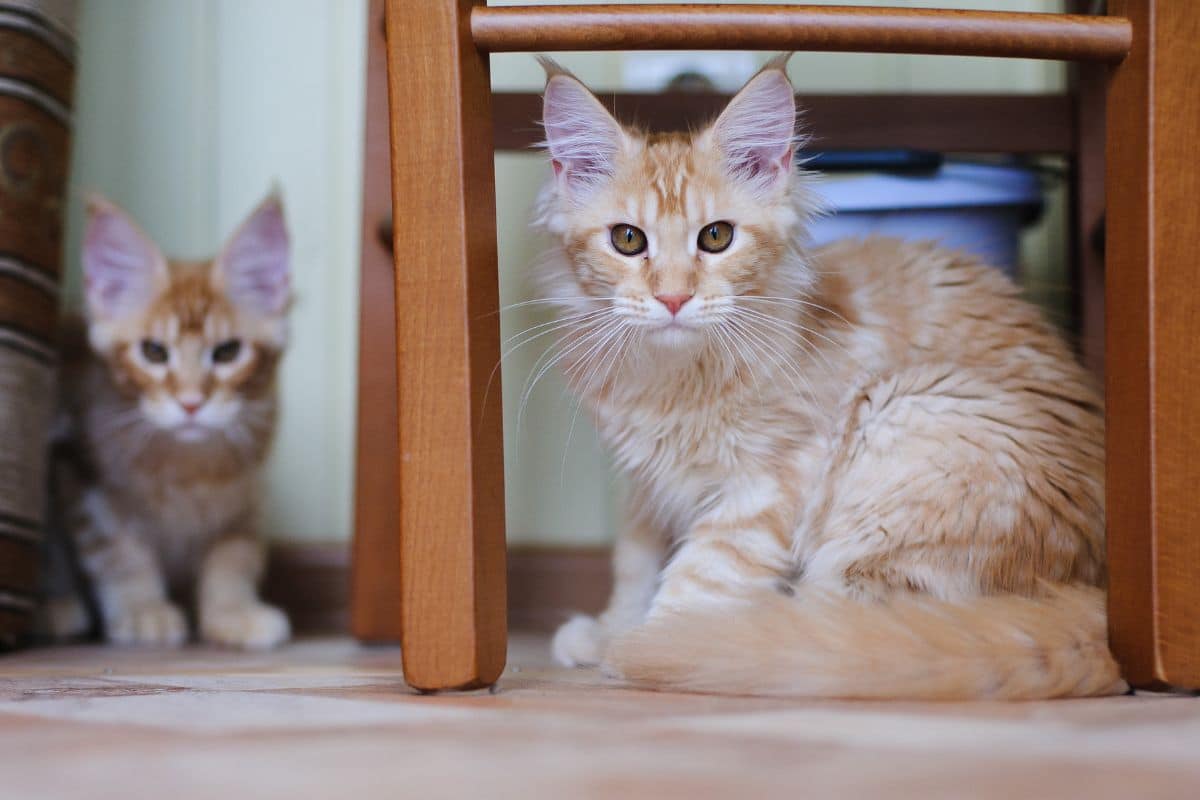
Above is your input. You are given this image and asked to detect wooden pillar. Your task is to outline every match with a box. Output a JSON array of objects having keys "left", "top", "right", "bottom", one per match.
[
  {"left": 1105, "top": 0, "right": 1200, "bottom": 690},
  {"left": 385, "top": 0, "right": 507, "bottom": 690}
]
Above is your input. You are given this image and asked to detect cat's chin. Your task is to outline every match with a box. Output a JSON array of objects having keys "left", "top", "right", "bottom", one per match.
[
  {"left": 644, "top": 323, "right": 705, "bottom": 352},
  {"left": 171, "top": 425, "right": 213, "bottom": 443}
]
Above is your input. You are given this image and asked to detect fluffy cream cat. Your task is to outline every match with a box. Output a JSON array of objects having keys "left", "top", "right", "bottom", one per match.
[
  {"left": 46, "top": 193, "right": 291, "bottom": 649},
  {"left": 536, "top": 56, "right": 1124, "bottom": 699}
]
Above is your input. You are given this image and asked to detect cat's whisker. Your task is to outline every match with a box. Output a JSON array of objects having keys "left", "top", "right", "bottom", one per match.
[
  {"left": 93, "top": 406, "right": 145, "bottom": 428},
  {"left": 512, "top": 323, "right": 611, "bottom": 466},
  {"left": 736, "top": 295, "right": 854, "bottom": 328},
  {"left": 502, "top": 307, "right": 610, "bottom": 348},
  {"left": 733, "top": 310, "right": 826, "bottom": 383},
  {"left": 515, "top": 316, "right": 623, "bottom": 449},
  {"left": 705, "top": 321, "right": 756, "bottom": 402},
  {"left": 560, "top": 324, "right": 633, "bottom": 489},
  {"left": 703, "top": 323, "right": 737, "bottom": 379},
  {"left": 561, "top": 317, "right": 628, "bottom": 396},
  {"left": 517, "top": 314, "right": 618, "bottom": 422},
  {"left": 493, "top": 296, "right": 612, "bottom": 315},
  {"left": 725, "top": 314, "right": 821, "bottom": 409},
  {"left": 731, "top": 302, "right": 855, "bottom": 365},
  {"left": 729, "top": 317, "right": 837, "bottom": 389},
  {"left": 474, "top": 296, "right": 612, "bottom": 321},
  {"left": 729, "top": 305, "right": 847, "bottom": 379},
  {"left": 721, "top": 316, "right": 785, "bottom": 387},
  {"left": 481, "top": 306, "right": 614, "bottom": 425}
]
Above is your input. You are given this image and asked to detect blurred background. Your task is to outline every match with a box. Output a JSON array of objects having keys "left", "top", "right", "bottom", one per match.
[{"left": 61, "top": 0, "right": 1073, "bottom": 553}]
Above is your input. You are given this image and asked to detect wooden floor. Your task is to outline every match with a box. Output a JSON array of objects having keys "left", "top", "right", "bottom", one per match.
[{"left": 2, "top": 635, "right": 1198, "bottom": 799}]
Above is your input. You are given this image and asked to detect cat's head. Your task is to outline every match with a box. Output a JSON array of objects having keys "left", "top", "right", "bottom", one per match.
[
  {"left": 534, "top": 55, "right": 820, "bottom": 352},
  {"left": 82, "top": 192, "right": 291, "bottom": 441}
]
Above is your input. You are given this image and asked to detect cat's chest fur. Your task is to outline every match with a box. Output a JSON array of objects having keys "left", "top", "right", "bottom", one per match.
[
  {"left": 93, "top": 456, "right": 258, "bottom": 578},
  {"left": 587, "top": 359, "right": 829, "bottom": 531},
  {"left": 73, "top": 361, "right": 268, "bottom": 574},
  {"left": 124, "top": 470, "right": 255, "bottom": 540}
]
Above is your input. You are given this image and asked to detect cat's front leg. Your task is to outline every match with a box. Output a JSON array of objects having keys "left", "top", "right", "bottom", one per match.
[
  {"left": 600, "top": 500, "right": 794, "bottom": 680},
  {"left": 197, "top": 535, "right": 290, "bottom": 650},
  {"left": 651, "top": 499, "right": 794, "bottom": 617},
  {"left": 73, "top": 493, "right": 186, "bottom": 646},
  {"left": 552, "top": 510, "right": 665, "bottom": 667}
]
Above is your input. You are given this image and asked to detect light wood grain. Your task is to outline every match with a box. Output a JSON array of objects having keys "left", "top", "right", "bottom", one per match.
[
  {"left": 5, "top": 638, "right": 1200, "bottom": 798},
  {"left": 471, "top": 4, "right": 1131, "bottom": 61},
  {"left": 385, "top": 0, "right": 507, "bottom": 690},
  {"left": 1105, "top": 0, "right": 1200, "bottom": 690},
  {"left": 351, "top": 0, "right": 402, "bottom": 644}
]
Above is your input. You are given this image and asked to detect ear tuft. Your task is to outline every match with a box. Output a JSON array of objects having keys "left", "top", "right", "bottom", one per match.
[
  {"left": 539, "top": 59, "right": 624, "bottom": 199},
  {"left": 216, "top": 191, "right": 290, "bottom": 315},
  {"left": 710, "top": 61, "right": 798, "bottom": 197},
  {"left": 82, "top": 194, "right": 166, "bottom": 319}
]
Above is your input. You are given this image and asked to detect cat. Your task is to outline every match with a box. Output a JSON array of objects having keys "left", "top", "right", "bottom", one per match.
[
  {"left": 43, "top": 192, "right": 292, "bottom": 650},
  {"left": 534, "top": 55, "right": 1125, "bottom": 700}
]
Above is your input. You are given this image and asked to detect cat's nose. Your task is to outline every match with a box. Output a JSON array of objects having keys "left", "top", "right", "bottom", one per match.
[
  {"left": 177, "top": 394, "right": 204, "bottom": 416},
  {"left": 654, "top": 293, "right": 694, "bottom": 316}
]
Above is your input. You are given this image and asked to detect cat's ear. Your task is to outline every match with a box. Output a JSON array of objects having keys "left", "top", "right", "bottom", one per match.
[
  {"left": 539, "top": 57, "right": 625, "bottom": 198},
  {"left": 214, "top": 191, "right": 290, "bottom": 316},
  {"left": 709, "top": 55, "right": 798, "bottom": 196},
  {"left": 82, "top": 194, "right": 168, "bottom": 320}
]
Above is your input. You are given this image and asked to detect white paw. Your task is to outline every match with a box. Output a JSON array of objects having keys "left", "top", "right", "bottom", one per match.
[
  {"left": 552, "top": 614, "right": 609, "bottom": 667},
  {"left": 107, "top": 601, "right": 187, "bottom": 647},
  {"left": 201, "top": 603, "right": 290, "bottom": 650}
]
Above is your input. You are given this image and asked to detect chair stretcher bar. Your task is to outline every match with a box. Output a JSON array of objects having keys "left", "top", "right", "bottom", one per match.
[{"left": 471, "top": 4, "right": 1131, "bottom": 62}]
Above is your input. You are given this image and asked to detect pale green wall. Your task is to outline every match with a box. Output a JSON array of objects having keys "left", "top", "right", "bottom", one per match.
[{"left": 66, "top": 0, "right": 1068, "bottom": 547}]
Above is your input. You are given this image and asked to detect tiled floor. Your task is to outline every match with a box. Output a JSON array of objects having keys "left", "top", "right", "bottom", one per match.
[{"left": 2, "top": 635, "right": 1198, "bottom": 799}]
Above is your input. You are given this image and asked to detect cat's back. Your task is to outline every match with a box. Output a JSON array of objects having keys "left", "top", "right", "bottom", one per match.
[{"left": 811, "top": 236, "right": 1086, "bottom": 383}]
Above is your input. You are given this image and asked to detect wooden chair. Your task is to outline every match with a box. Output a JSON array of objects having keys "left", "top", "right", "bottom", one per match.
[{"left": 372, "top": 1, "right": 1198, "bottom": 693}]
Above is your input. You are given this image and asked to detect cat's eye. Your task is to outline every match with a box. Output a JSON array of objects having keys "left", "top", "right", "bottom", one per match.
[
  {"left": 140, "top": 339, "right": 169, "bottom": 364},
  {"left": 212, "top": 339, "right": 242, "bottom": 364},
  {"left": 610, "top": 224, "right": 647, "bottom": 256},
  {"left": 698, "top": 221, "right": 734, "bottom": 253}
]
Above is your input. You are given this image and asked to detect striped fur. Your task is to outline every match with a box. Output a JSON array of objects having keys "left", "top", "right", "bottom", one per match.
[
  {"left": 536, "top": 59, "right": 1123, "bottom": 699},
  {"left": 46, "top": 193, "right": 291, "bottom": 650}
]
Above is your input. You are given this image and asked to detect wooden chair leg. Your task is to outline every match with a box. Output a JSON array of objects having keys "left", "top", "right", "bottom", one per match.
[
  {"left": 1105, "top": 0, "right": 1200, "bottom": 690},
  {"left": 352, "top": 0, "right": 403, "bottom": 644},
  {"left": 385, "top": 0, "right": 507, "bottom": 691}
]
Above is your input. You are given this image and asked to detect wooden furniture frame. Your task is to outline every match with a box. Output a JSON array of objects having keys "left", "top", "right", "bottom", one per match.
[{"left": 375, "top": 1, "right": 1198, "bottom": 692}]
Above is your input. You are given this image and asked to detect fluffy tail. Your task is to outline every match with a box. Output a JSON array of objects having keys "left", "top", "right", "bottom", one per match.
[{"left": 607, "top": 585, "right": 1126, "bottom": 700}]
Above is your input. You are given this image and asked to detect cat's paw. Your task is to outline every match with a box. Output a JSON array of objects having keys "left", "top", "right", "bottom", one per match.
[
  {"left": 38, "top": 594, "right": 92, "bottom": 640},
  {"left": 201, "top": 603, "right": 290, "bottom": 650},
  {"left": 107, "top": 601, "right": 187, "bottom": 647},
  {"left": 551, "top": 614, "right": 609, "bottom": 667}
]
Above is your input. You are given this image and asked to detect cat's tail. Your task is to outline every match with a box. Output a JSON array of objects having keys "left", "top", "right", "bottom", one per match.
[{"left": 606, "top": 584, "right": 1126, "bottom": 700}]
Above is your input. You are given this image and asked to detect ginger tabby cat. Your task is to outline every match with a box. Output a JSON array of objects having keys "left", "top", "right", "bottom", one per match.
[
  {"left": 46, "top": 193, "right": 291, "bottom": 650},
  {"left": 536, "top": 56, "right": 1123, "bottom": 699}
]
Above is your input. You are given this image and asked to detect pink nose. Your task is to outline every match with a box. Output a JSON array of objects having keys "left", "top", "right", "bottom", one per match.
[
  {"left": 655, "top": 293, "right": 693, "bottom": 316},
  {"left": 180, "top": 401, "right": 203, "bottom": 416}
]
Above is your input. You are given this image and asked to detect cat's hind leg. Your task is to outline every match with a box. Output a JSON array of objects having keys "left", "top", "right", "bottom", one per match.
[
  {"left": 198, "top": 535, "right": 290, "bottom": 650},
  {"left": 799, "top": 363, "right": 1104, "bottom": 601}
]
